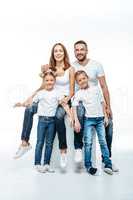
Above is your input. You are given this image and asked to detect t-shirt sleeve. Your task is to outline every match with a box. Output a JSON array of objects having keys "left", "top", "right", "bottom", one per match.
[
  {"left": 56, "top": 92, "right": 65, "bottom": 101},
  {"left": 96, "top": 62, "right": 105, "bottom": 77},
  {"left": 33, "top": 93, "right": 40, "bottom": 103},
  {"left": 72, "top": 91, "right": 82, "bottom": 107}
]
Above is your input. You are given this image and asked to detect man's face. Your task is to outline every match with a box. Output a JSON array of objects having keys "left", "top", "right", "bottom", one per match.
[{"left": 74, "top": 43, "right": 88, "bottom": 62}]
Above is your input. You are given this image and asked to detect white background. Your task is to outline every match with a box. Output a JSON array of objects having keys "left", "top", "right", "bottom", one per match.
[
  {"left": 0, "top": 1, "right": 133, "bottom": 200},
  {"left": 0, "top": 0, "right": 132, "bottom": 151}
]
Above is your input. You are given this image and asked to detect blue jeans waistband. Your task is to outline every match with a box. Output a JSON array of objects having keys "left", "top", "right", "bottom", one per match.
[{"left": 39, "top": 116, "right": 55, "bottom": 120}]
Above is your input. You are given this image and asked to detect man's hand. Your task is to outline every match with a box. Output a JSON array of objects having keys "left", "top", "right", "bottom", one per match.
[
  {"left": 104, "top": 116, "right": 109, "bottom": 127},
  {"left": 106, "top": 106, "right": 113, "bottom": 118}
]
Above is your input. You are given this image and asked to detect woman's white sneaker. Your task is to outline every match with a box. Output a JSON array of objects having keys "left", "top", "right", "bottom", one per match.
[
  {"left": 60, "top": 153, "right": 67, "bottom": 169},
  {"left": 14, "top": 145, "right": 32, "bottom": 159},
  {"left": 74, "top": 149, "right": 82, "bottom": 164}
]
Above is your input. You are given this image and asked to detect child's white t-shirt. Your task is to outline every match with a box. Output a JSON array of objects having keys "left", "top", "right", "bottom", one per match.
[
  {"left": 72, "top": 86, "right": 104, "bottom": 118},
  {"left": 33, "top": 88, "right": 63, "bottom": 117},
  {"left": 72, "top": 59, "right": 105, "bottom": 91}
]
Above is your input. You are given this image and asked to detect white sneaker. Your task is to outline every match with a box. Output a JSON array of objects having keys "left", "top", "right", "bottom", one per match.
[
  {"left": 14, "top": 145, "right": 32, "bottom": 159},
  {"left": 34, "top": 165, "right": 43, "bottom": 172},
  {"left": 102, "top": 162, "right": 119, "bottom": 172},
  {"left": 41, "top": 165, "right": 55, "bottom": 173},
  {"left": 74, "top": 149, "right": 82, "bottom": 164},
  {"left": 60, "top": 153, "right": 67, "bottom": 169},
  {"left": 112, "top": 163, "right": 119, "bottom": 172},
  {"left": 104, "top": 167, "right": 113, "bottom": 175}
]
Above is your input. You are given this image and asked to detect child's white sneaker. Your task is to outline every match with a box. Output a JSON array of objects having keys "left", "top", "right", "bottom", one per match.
[
  {"left": 41, "top": 164, "right": 55, "bottom": 173},
  {"left": 14, "top": 145, "right": 32, "bottom": 159},
  {"left": 104, "top": 166, "right": 113, "bottom": 175},
  {"left": 34, "top": 165, "right": 43, "bottom": 172},
  {"left": 112, "top": 163, "right": 119, "bottom": 172},
  {"left": 60, "top": 153, "right": 67, "bottom": 169}
]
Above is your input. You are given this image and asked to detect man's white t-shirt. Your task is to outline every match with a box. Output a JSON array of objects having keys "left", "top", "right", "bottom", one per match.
[
  {"left": 72, "top": 59, "right": 105, "bottom": 91},
  {"left": 72, "top": 86, "right": 104, "bottom": 118},
  {"left": 33, "top": 88, "right": 63, "bottom": 117}
]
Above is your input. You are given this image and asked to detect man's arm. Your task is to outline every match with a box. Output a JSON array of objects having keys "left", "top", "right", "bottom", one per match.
[{"left": 98, "top": 76, "right": 112, "bottom": 118}]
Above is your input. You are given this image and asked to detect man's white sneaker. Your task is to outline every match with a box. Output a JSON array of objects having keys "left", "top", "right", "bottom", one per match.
[
  {"left": 60, "top": 153, "right": 67, "bottom": 169},
  {"left": 74, "top": 149, "right": 82, "bottom": 164},
  {"left": 14, "top": 145, "right": 32, "bottom": 159}
]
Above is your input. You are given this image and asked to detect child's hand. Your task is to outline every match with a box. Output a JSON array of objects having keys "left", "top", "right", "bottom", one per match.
[
  {"left": 13, "top": 102, "right": 24, "bottom": 108},
  {"left": 104, "top": 116, "right": 109, "bottom": 127},
  {"left": 23, "top": 97, "right": 33, "bottom": 107},
  {"left": 74, "top": 120, "right": 81, "bottom": 133}
]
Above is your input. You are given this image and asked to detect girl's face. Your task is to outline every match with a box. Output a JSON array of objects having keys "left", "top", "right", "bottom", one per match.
[
  {"left": 54, "top": 45, "right": 65, "bottom": 62},
  {"left": 76, "top": 73, "right": 89, "bottom": 89},
  {"left": 44, "top": 75, "right": 55, "bottom": 90}
]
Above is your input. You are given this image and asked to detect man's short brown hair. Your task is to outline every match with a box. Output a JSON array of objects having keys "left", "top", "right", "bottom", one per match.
[{"left": 74, "top": 40, "right": 88, "bottom": 49}]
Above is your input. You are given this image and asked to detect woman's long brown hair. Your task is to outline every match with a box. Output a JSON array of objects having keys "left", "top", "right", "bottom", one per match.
[{"left": 49, "top": 43, "right": 71, "bottom": 71}]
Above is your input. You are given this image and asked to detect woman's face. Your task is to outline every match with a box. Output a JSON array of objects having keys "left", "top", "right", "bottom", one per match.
[
  {"left": 44, "top": 75, "right": 55, "bottom": 90},
  {"left": 53, "top": 44, "right": 65, "bottom": 62}
]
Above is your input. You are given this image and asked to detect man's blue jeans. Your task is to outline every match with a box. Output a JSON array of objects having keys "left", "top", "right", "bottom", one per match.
[
  {"left": 35, "top": 116, "right": 56, "bottom": 165},
  {"left": 84, "top": 117, "right": 112, "bottom": 169},
  {"left": 105, "top": 117, "right": 113, "bottom": 158}
]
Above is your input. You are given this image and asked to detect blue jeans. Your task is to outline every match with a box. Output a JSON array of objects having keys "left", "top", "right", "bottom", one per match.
[
  {"left": 84, "top": 117, "right": 112, "bottom": 169},
  {"left": 105, "top": 117, "right": 113, "bottom": 158},
  {"left": 74, "top": 101, "right": 85, "bottom": 149},
  {"left": 35, "top": 116, "right": 56, "bottom": 165},
  {"left": 55, "top": 105, "right": 67, "bottom": 149},
  {"left": 21, "top": 102, "right": 38, "bottom": 142},
  {"left": 21, "top": 101, "right": 85, "bottom": 150}
]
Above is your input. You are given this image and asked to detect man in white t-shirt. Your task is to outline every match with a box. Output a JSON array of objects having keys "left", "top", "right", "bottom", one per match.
[{"left": 72, "top": 40, "right": 118, "bottom": 172}]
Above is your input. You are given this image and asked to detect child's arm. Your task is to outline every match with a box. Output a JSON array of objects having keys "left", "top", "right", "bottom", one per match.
[
  {"left": 71, "top": 91, "right": 82, "bottom": 132},
  {"left": 14, "top": 78, "right": 45, "bottom": 108},
  {"left": 72, "top": 107, "right": 81, "bottom": 133},
  {"left": 14, "top": 64, "right": 50, "bottom": 108},
  {"left": 61, "top": 103, "right": 74, "bottom": 127}
]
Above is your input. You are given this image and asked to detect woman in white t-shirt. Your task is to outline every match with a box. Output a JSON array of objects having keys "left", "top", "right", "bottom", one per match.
[{"left": 14, "top": 43, "right": 75, "bottom": 170}]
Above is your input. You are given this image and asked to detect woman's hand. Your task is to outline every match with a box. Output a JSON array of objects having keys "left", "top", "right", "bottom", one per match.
[{"left": 41, "top": 64, "right": 50, "bottom": 73}]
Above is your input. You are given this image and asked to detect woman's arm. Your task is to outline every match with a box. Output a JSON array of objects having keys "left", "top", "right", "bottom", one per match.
[{"left": 61, "top": 67, "right": 75, "bottom": 104}]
